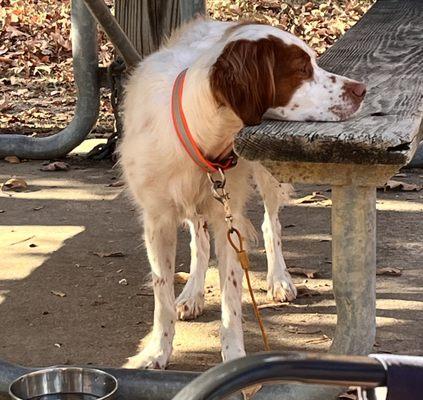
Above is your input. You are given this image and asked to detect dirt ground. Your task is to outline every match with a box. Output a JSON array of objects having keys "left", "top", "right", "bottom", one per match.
[{"left": 0, "top": 141, "right": 422, "bottom": 372}]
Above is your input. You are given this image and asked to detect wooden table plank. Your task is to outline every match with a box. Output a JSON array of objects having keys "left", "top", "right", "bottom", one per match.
[{"left": 235, "top": 0, "right": 423, "bottom": 165}]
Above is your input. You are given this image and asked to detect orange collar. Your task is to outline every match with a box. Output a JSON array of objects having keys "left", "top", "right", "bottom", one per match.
[{"left": 171, "top": 69, "right": 237, "bottom": 173}]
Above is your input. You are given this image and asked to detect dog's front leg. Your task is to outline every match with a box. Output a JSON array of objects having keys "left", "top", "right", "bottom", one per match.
[
  {"left": 214, "top": 216, "right": 246, "bottom": 362},
  {"left": 124, "top": 211, "right": 177, "bottom": 370},
  {"left": 252, "top": 163, "right": 297, "bottom": 302},
  {"left": 176, "top": 216, "right": 210, "bottom": 320}
]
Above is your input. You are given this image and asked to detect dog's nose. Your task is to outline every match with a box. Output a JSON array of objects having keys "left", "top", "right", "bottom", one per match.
[{"left": 348, "top": 82, "right": 367, "bottom": 98}]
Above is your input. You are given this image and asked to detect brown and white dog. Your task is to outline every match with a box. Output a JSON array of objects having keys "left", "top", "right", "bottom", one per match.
[{"left": 120, "top": 19, "right": 366, "bottom": 369}]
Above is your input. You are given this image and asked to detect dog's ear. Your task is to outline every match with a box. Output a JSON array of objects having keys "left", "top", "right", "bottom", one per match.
[{"left": 210, "top": 38, "right": 277, "bottom": 125}]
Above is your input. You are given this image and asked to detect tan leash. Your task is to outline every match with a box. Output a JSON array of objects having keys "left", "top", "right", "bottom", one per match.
[{"left": 208, "top": 169, "right": 270, "bottom": 352}]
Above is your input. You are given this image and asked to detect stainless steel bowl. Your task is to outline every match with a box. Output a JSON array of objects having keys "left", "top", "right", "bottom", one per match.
[{"left": 9, "top": 367, "right": 118, "bottom": 400}]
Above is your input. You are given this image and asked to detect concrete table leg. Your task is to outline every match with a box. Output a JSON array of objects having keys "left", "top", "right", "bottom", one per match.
[
  {"left": 331, "top": 185, "right": 377, "bottom": 355},
  {"left": 250, "top": 185, "right": 378, "bottom": 400}
]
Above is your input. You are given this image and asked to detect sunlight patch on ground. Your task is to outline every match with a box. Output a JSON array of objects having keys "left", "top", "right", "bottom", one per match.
[
  {"left": 293, "top": 199, "right": 423, "bottom": 212},
  {"left": 70, "top": 139, "right": 107, "bottom": 156},
  {"left": 376, "top": 199, "right": 423, "bottom": 212},
  {"left": 0, "top": 177, "right": 121, "bottom": 201},
  {"left": 376, "top": 298, "right": 423, "bottom": 314},
  {"left": 283, "top": 233, "right": 332, "bottom": 242},
  {"left": 0, "top": 225, "right": 85, "bottom": 280}
]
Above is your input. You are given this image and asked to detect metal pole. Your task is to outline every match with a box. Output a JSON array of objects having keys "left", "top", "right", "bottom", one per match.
[
  {"left": 83, "top": 0, "right": 141, "bottom": 68},
  {"left": 0, "top": 0, "right": 100, "bottom": 160}
]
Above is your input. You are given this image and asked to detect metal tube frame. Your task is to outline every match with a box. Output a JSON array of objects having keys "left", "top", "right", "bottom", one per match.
[
  {"left": 173, "top": 352, "right": 387, "bottom": 400},
  {"left": 82, "top": 0, "right": 141, "bottom": 68},
  {"left": 0, "top": 0, "right": 100, "bottom": 160},
  {"left": 0, "top": 353, "right": 389, "bottom": 400}
]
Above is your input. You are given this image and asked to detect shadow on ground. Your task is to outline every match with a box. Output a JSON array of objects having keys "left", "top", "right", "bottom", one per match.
[{"left": 0, "top": 156, "right": 422, "bottom": 371}]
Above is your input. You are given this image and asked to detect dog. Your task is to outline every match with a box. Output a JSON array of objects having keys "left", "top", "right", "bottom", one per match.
[{"left": 120, "top": 18, "right": 366, "bottom": 369}]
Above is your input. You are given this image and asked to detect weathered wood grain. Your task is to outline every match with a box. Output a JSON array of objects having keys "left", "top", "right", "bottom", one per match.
[
  {"left": 115, "top": 0, "right": 205, "bottom": 57},
  {"left": 235, "top": 0, "right": 423, "bottom": 165}
]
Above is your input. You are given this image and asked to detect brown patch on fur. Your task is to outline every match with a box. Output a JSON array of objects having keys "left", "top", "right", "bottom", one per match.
[
  {"left": 210, "top": 35, "right": 313, "bottom": 125},
  {"left": 330, "top": 76, "right": 337, "bottom": 83},
  {"left": 153, "top": 277, "right": 166, "bottom": 286},
  {"left": 233, "top": 279, "right": 238, "bottom": 288}
]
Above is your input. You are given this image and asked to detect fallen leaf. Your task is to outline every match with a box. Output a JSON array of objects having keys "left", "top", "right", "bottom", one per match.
[
  {"left": 1, "top": 178, "right": 28, "bottom": 191},
  {"left": 242, "top": 384, "right": 262, "bottom": 400},
  {"left": 258, "top": 302, "right": 289, "bottom": 310},
  {"left": 296, "top": 285, "right": 320, "bottom": 298},
  {"left": 305, "top": 334, "right": 331, "bottom": 344},
  {"left": 381, "top": 180, "right": 421, "bottom": 192},
  {"left": 118, "top": 278, "right": 128, "bottom": 286},
  {"left": 54, "top": 343, "right": 62, "bottom": 348},
  {"left": 33, "top": 206, "right": 44, "bottom": 211},
  {"left": 288, "top": 267, "right": 319, "bottom": 279},
  {"left": 296, "top": 192, "right": 329, "bottom": 204},
  {"left": 40, "top": 161, "right": 70, "bottom": 171},
  {"left": 0, "top": 210, "right": 4, "bottom": 213},
  {"left": 93, "top": 251, "right": 125, "bottom": 258},
  {"left": 51, "top": 290, "right": 66, "bottom": 298},
  {"left": 107, "top": 180, "right": 125, "bottom": 187},
  {"left": 286, "top": 325, "right": 322, "bottom": 334},
  {"left": 376, "top": 267, "right": 402, "bottom": 277},
  {"left": 4, "top": 156, "right": 20, "bottom": 164},
  {"left": 339, "top": 392, "right": 357, "bottom": 400},
  {"left": 174, "top": 272, "right": 190, "bottom": 284}
]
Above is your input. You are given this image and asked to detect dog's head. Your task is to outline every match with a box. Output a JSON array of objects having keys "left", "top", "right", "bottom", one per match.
[{"left": 209, "top": 23, "right": 366, "bottom": 125}]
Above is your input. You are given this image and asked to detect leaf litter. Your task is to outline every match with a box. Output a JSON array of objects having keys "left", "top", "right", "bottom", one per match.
[{"left": 1, "top": 0, "right": 375, "bottom": 137}]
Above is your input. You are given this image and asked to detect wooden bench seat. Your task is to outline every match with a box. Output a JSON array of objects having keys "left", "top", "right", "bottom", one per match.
[{"left": 235, "top": 0, "right": 422, "bottom": 167}]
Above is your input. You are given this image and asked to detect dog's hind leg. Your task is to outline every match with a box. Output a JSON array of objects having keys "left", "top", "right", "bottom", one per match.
[
  {"left": 252, "top": 163, "right": 297, "bottom": 302},
  {"left": 176, "top": 215, "right": 210, "bottom": 320},
  {"left": 123, "top": 209, "right": 177, "bottom": 369}
]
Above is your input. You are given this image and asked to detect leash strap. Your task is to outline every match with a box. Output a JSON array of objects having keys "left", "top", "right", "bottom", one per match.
[
  {"left": 171, "top": 69, "right": 237, "bottom": 173},
  {"left": 208, "top": 170, "right": 270, "bottom": 352},
  {"left": 228, "top": 228, "right": 270, "bottom": 351}
]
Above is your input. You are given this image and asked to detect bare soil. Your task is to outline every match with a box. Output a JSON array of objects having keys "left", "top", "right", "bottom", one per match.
[{"left": 0, "top": 148, "right": 422, "bottom": 371}]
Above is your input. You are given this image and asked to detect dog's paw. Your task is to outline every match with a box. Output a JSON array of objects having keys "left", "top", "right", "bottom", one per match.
[
  {"left": 176, "top": 291, "right": 204, "bottom": 320},
  {"left": 122, "top": 346, "right": 171, "bottom": 370},
  {"left": 267, "top": 274, "right": 297, "bottom": 302}
]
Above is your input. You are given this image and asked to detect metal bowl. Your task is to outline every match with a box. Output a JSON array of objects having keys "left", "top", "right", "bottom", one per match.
[{"left": 9, "top": 367, "right": 118, "bottom": 400}]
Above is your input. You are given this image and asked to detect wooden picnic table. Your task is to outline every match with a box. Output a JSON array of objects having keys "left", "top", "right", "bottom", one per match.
[{"left": 234, "top": 1, "right": 422, "bottom": 398}]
